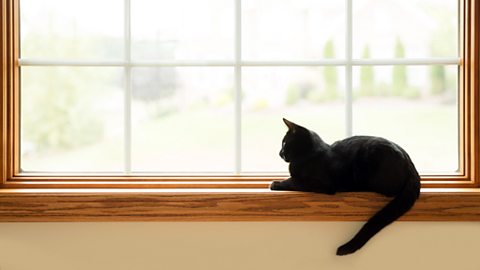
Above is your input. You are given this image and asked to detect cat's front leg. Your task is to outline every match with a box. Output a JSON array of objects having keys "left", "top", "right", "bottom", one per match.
[
  {"left": 270, "top": 178, "right": 303, "bottom": 191},
  {"left": 271, "top": 178, "right": 336, "bottom": 194}
]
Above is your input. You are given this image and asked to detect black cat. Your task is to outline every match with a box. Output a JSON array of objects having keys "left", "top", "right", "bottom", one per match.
[{"left": 271, "top": 118, "right": 420, "bottom": 256}]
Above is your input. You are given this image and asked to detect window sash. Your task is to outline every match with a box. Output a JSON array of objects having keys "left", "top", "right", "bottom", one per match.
[{"left": 1, "top": 0, "right": 479, "bottom": 189}]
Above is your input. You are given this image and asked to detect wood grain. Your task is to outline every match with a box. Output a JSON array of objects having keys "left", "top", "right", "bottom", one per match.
[{"left": 1, "top": 189, "right": 480, "bottom": 222}]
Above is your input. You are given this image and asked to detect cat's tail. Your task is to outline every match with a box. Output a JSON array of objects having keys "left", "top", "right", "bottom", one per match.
[{"left": 336, "top": 168, "right": 420, "bottom": 256}]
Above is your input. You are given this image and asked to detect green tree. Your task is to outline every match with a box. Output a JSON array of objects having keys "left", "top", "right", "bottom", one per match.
[
  {"left": 322, "top": 39, "right": 338, "bottom": 100},
  {"left": 359, "top": 45, "right": 375, "bottom": 96},
  {"left": 392, "top": 38, "right": 407, "bottom": 96},
  {"left": 21, "top": 33, "right": 112, "bottom": 152},
  {"left": 23, "top": 67, "right": 104, "bottom": 151},
  {"left": 428, "top": 17, "right": 453, "bottom": 96},
  {"left": 430, "top": 65, "right": 446, "bottom": 95}
]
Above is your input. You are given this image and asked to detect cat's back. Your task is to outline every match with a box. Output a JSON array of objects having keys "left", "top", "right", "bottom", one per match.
[
  {"left": 330, "top": 135, "right": 410, "bottom": 172},
  {"left": 330, "top": 135, "right": 418, "bottom": 194},
  {"left": 331, "top": 135, "right": 405, "bottom": 157}
]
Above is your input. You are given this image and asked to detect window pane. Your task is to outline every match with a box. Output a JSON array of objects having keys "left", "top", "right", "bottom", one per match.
[
  {"left": 20, "top": 0, "right": 124, "bottom": 60},
  {"left": 21, "top": 67, "right": 124, "bottom": 172},
  {"left": 353, "top": 0, "right": 458, "bottom": 58},
  {"left": 131, "top": 67, "right": 234, "bottom": 173},
  {"left": 18, "top": 0, "right": 462, "bottom": 176},
  {"left": 242, "top": 0, "right": 345, "bottom": 60},
  {"left": 352, "top": 65, "right": 458, "bottom": 173},
  {"left": 242, "top": 67, "right": 346, "bottom": 173},
  {"left": 131, "top": 0, "right": 233, "bottom": 61}
]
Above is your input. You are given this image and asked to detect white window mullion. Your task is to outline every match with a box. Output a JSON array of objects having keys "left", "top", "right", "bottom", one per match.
[
  {"left": 234, "top": 0, "right": 242, "bottom": 174},
  {"left": 242, "top": 60, "right": 348, "bottom": 66},
  {"left": 124, "top": 0, "right": 132, "bottom": 174},
  {"left": 352, "top": 58, "right": 461, "bottom": 66},
  {"left": 18, "top": 58, "right": 462, "bottom": 67},
  {"left": 18, "top": 59, "right": 126, "bottom": 66},
  {"left": 346, "top": 0, "right": 353, "bottom": 138}
]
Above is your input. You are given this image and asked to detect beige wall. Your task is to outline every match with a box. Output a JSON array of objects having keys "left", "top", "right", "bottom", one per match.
[{"left": 1, "top": 222, "right": 479, "bottom": 270}]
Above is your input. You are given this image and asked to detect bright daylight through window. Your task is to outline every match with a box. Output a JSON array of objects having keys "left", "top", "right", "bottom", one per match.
[{"left": 19, "top": 0, "right": 459, "bottom": 175}]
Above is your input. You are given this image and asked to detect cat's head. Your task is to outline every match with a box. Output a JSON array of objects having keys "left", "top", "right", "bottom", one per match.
[{"left": 280, "top": 118, "right": 320, "bottom": 162}]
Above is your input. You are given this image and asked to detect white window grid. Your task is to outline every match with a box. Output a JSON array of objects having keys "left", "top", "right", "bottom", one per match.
[{"left": 18, "top": 0, "right": 461, "bottom": 174}]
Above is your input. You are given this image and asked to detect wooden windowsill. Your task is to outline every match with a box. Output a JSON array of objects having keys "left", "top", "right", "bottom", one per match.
[{"left": 1, "top": 188, "right": 480, "bottom": 222}]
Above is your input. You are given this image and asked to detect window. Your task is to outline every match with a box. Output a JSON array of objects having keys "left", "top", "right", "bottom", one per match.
[{"left": 1, "top": 0, "right": 479, "bottom": 189}]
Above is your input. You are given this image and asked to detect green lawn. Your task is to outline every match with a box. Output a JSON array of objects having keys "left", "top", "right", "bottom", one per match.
[{"left": 21, "top": 100, "right": 458, "bottom": 174}]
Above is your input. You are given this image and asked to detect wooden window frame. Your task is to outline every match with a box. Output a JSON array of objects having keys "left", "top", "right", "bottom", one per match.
[{"left": 0, "top": 0, "right": 479, "bottom": 221}]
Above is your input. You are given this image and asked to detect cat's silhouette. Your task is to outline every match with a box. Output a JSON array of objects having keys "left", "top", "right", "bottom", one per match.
[{"left": 271, "top": 118, "right": 420, "bottom": 255}]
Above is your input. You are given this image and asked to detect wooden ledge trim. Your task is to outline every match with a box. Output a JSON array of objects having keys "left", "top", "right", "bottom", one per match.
[{"left": 1, "top": 188, "right": 480, "bottom": 222}]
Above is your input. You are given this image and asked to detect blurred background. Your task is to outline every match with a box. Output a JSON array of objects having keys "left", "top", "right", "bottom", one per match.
[{"left": 20, "top": 0, "right": 459, "bottom": 174}]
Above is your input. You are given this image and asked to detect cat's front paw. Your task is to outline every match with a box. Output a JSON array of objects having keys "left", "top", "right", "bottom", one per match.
[{"left": 269, "top": 180, "right": 283, "bottom": 190}]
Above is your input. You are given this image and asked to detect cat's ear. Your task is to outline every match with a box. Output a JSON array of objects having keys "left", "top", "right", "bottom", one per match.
[{"left": 283, "top": 118, "right": 298, "bottom": 132}]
